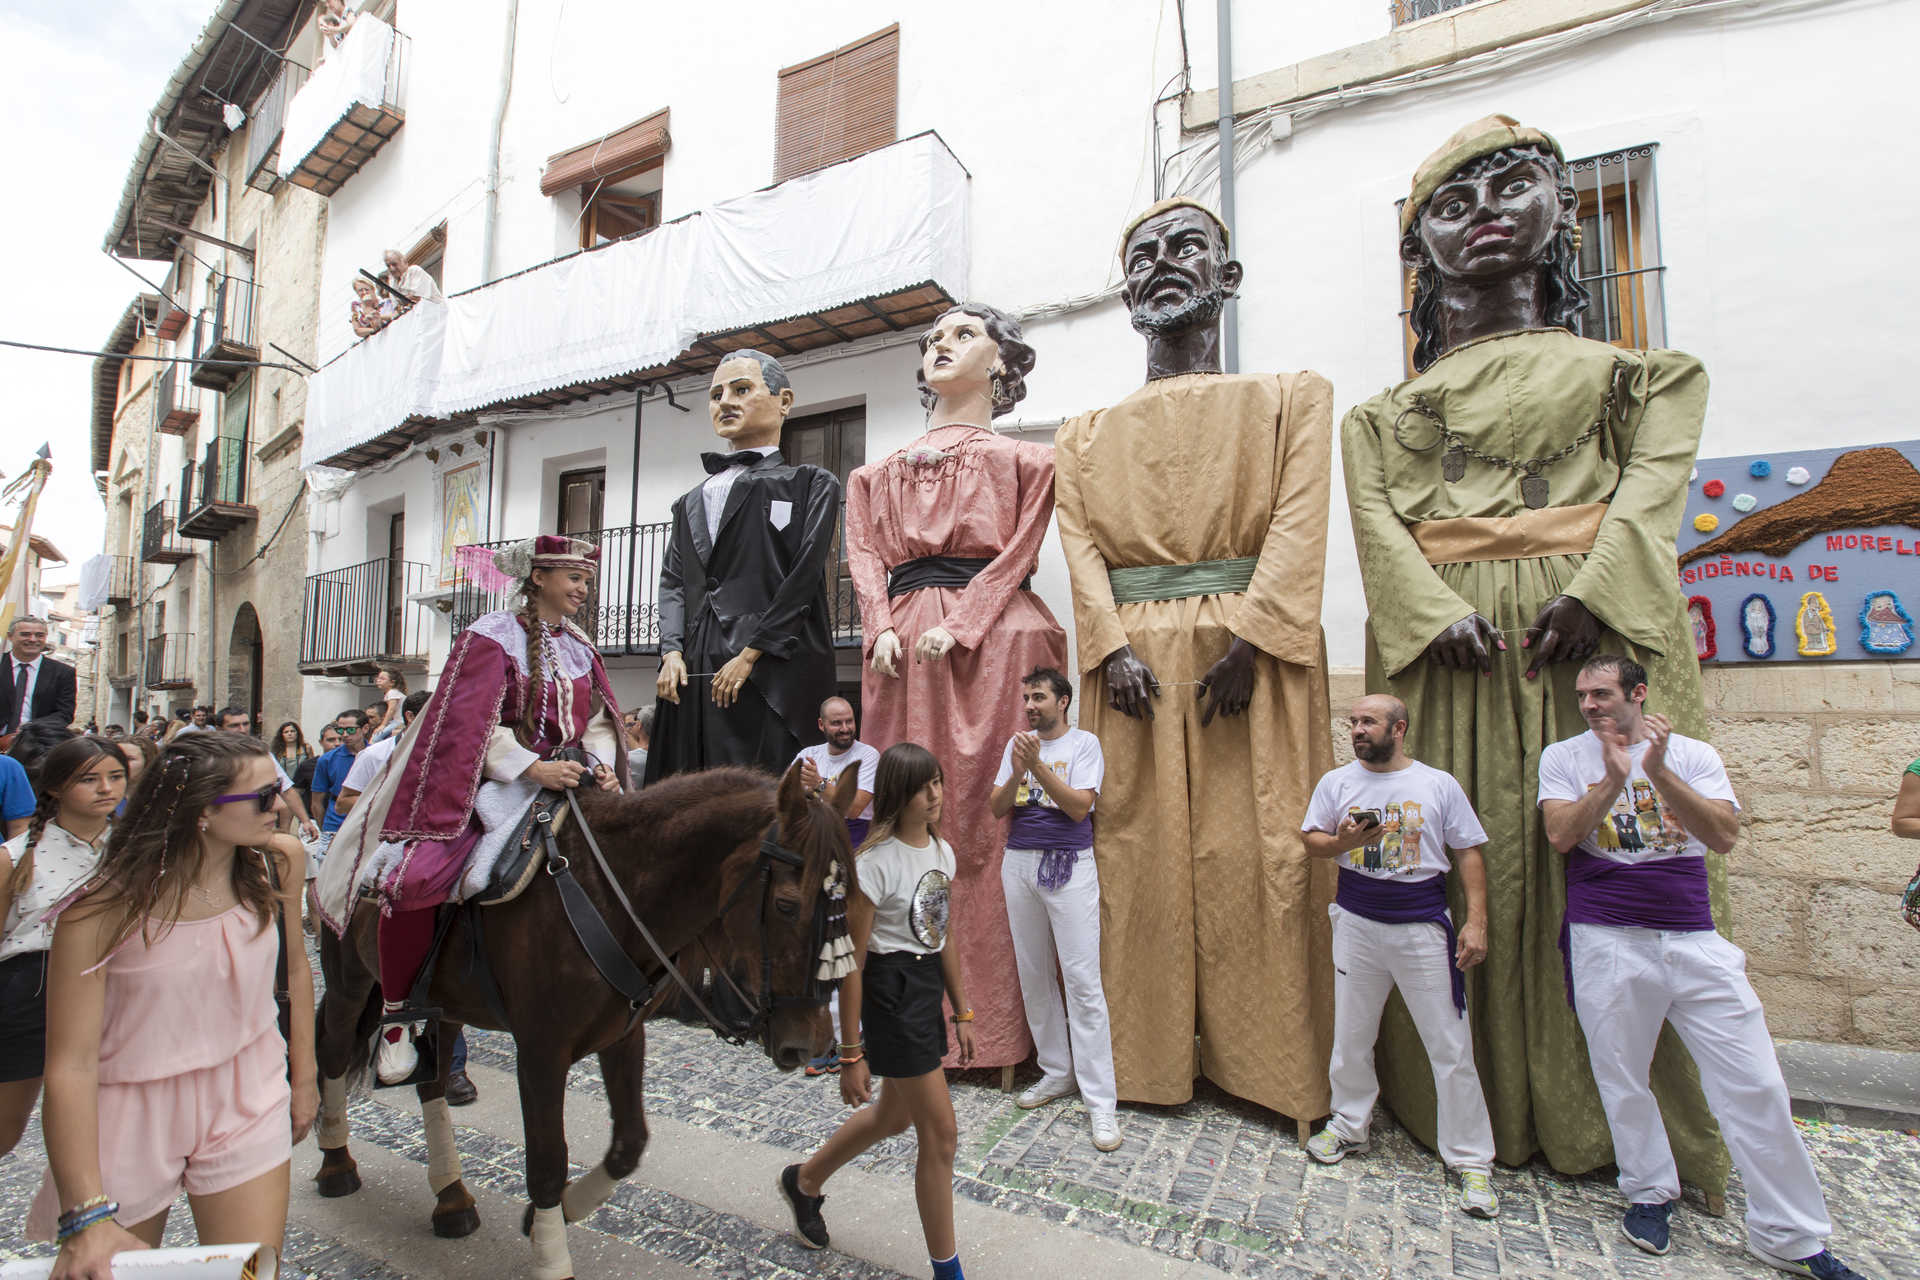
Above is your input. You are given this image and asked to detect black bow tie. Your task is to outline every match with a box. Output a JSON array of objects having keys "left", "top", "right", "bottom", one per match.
[{"left": 702, "top": 450, "right": 773, "bottom": 475}]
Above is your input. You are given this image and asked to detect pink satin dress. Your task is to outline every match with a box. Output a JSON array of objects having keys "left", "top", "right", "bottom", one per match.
[{"left": 847, "top": 423, "right": 1069, "bottom": 1068}]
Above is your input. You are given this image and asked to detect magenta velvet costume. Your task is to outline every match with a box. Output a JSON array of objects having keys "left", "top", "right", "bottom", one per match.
[
  {"left": 376, "top": 610, "right": 622, "bottom": 913},
  {"left": 847, "top": 423, "right": 1069, "bottom": 1068}
]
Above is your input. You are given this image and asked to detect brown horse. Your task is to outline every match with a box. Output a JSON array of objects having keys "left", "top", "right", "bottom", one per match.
[{"left": 312, "top": 763, "right": 858, "bottom": 1280}]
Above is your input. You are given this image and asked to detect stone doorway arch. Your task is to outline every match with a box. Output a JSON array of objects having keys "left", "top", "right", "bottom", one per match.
[{"left": 228, "top": 602, "right": 264, "bottom": 727}]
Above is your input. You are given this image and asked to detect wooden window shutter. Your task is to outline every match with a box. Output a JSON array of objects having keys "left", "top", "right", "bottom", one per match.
[{"left": 775, "top": 25, "right": 898, "bottom": 183}]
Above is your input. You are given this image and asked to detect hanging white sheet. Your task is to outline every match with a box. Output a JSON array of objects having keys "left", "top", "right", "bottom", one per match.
[
  {"left": 278, "top": 16, "right": 395, "bottom": 180},
  {"left": 301, "top": 299, "right": 445, "bottom": 468}
]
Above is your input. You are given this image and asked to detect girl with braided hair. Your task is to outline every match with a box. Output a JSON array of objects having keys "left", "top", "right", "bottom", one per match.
[
  {"left": 0, "top": 735, "right": 125, "bottom": 1158},
  {"left": 24, "top": 732, "right": 314, "bottom": 1280},
  {"left": 313, "top": 535, "right": 627, "bottom": 1084}
]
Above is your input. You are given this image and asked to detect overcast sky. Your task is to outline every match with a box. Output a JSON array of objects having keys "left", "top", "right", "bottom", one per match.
[{"left": 0, "top": 0, "right": 212, "bottom": 586}]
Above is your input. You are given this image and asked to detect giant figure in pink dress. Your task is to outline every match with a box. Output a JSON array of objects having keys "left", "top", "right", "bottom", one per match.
[{"left": 846, "top": 304, "right": 1068, "bottom": 1069}]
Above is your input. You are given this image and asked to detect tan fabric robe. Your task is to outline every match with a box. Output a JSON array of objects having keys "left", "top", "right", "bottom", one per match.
[
  {"left": 1342, "top": 329, "right": 1729, "bottom": 1191},
  {"left": 1054, "top": 372, "right": 1337, "bottom": 1121}
]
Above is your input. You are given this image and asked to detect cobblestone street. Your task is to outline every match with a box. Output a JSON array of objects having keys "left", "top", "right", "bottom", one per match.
[{"left": 4, "top": 1017, "right": 1915, "bottom": 1278}]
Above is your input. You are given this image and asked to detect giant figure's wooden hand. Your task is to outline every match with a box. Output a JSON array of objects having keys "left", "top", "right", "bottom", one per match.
[
  {"left": 869, "top": 628, "right": 903, "bottom": 678},
  {"left": 1198, "top": 637, "right": 1259, "bottom": 726},
  {"left": 1522, "top": 594, "right": 1600, "bottom": 679},
  {"left": 1104, "top": 645, "right": 1160, "bottom": 720},
  {"left": 1425, "top": 614, "right": 1507, "bottom": 673}
]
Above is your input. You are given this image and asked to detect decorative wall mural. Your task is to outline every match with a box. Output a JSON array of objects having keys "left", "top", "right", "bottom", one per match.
[
  {"left": 439, "top": 458, "right": 488, "bottom": 586},
  {"left": 1687, "top": 596, "right": 1716, "bottom": 661},
  {"left": 1677, "top": 442, "right": 1920, "bottom": 662}
]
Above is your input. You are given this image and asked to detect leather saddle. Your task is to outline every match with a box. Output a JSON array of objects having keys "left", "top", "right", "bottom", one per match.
[{"left": 475, "top": 746, "right": 593, "bottom": 906}]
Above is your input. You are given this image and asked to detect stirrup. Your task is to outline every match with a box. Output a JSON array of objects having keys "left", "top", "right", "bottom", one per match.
[{"left": 378, "top": 1001, "right": 442, "bottom": 1027}]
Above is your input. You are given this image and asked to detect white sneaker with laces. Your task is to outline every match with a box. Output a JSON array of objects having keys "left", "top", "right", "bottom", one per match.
[
  {"left": 1089, "top": 1111, "right": 1122, "bottom": 1152},
  {"left": 1304, "top": 1127, "right": 1369, "bottom": 1164},
  {"left": 1016, "top": 1078, "right": 1077, "bottom": 1110},
  {"left": 375, "top": 1027, "right": 419, "bottom": 1084},
  {"left": 1458, "top": 1168, "right": 1499, "bottom": 1218}
]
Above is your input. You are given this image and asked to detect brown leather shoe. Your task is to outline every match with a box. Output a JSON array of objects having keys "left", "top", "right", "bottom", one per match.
[{"left": 446, "top": 1069, "right": 478, "bottom": 1107}]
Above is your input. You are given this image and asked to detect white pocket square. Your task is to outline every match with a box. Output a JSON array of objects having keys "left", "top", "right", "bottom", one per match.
[{"left": 769, "top": 499, "right": 793, "bottom": 530}]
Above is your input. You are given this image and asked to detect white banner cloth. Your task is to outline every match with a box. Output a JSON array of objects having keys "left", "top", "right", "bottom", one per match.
[
  {"left": 301, "top": 301, "right": 446, "bottom": 468},
  {"left": 74, "top": 554, "right": 113, "bottom": 610},
  {"left": 278, "top": 16, "right": 394, "bottom": 180}
]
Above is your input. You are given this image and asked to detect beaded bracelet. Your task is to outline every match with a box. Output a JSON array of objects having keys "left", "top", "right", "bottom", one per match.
[
  {"left": 838, "top": 1051, "right": 865, "bottom": 1066},
  {"left": 836, "top": 1042, "right": 864, "bottom": 1054}
]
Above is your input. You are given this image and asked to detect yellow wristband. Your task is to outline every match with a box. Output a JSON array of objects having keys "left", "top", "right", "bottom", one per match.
[{"left": 951, "top": 1009, "right": 974, "bottom": 1023}]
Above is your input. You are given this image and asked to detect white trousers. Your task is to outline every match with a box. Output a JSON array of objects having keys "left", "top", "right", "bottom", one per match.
[
  {"left": 1571, "top": 924, "right": 1831, "bottom": 1259},
  {"left": 1002, "top": 848, "right": 1117, "bottom": 1113},
  {"left": 1326, "top": 905, "right": 1495, "bottom": 1170}
]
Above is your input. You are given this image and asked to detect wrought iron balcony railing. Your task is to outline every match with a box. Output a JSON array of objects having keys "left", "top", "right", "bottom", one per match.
[
  {"left": 299, "top": 556, "right": 435, "bottom": 675},
  {"left": 189, "top": 275, "right": 260, "bottom": 393},
  {"left": 178, "top": 436, "right": 256, "bottom": 540},
  {"left": 141, "top": 500, "right": 191, "bottom": 565}
]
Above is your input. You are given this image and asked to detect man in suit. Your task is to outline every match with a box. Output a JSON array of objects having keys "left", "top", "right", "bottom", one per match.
[
  {"left": 646, "top": 350, "right": 840, "bottom": 782},
  {"left": 1, "top": 616, "right": 76, "bottom": 740}
]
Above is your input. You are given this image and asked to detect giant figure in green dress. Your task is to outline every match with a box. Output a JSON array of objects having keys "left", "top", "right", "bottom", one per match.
[{"left": 1341, "top": 115, "right": 1729, "bottom": 1193}]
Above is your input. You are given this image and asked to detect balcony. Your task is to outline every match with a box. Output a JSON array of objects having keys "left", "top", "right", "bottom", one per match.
[
  {"left": 140, "top": 500, "right": 192, "bottom": 565},
  {"left": 188, "top": 275, "right": 259, "bottom": 393},
  {"left": 244, "top": 57, "right": 308, "bottom": 193},
  {"left": 450, "top": 509, "right": 861, "bottom": 655},
  {"left": 102, "top": 555, "right": 135, "bottom": 606},
  {"left": 304, "top": 131, "right": 968, "bottom": 469},
  {"left": 155, "top": 296, "right": 188, "bottom": 341},
  {"left": 178, "top": 437, "right": 257, "bottom": 540},
  {"left": 279, "top": 16, "right": 407, "bottom": 197},
  {"left": 156, "top": 362, "right": 201, "bottom": 435},
  {"left": 145, "top": 634, "right": 194, "bottom": 691},
  {"left": 299, "top": 556, "right": 434, "bottom": 676}
]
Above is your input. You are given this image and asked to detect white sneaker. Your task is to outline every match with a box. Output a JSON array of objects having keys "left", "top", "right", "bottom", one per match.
[
  {"left": 1304, "top": 1127, "right": 1369, "bottom": 1164},
  {"left": 1016, "top": 1078, "right": 1077, "bottom": 1110},
  {"left": 375, "top": 1027, "right": 419, "bottom": 1084},
  {"left": 1458, "top": 1168, "right": 1499, "bottom": 1218},
  {"left": 1089, "top": 1111, "right": 1122, "bottom": 1152}
]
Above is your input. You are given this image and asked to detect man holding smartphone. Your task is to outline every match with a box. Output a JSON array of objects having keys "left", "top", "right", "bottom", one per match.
[{"left": 1301, "top": 695, "right": 1497, "bottom": 1218}]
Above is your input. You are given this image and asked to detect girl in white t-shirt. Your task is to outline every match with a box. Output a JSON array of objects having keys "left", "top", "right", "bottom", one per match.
[
  {"left": 368, "top": 667, "right": 408, "bottom": 743},
  {"left": 778, "top": 743, "right": 975, "bottom": 1280}
]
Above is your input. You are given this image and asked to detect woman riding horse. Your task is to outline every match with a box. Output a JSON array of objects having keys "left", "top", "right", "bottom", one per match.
[{"left": 315, "top": 534, "right": 626, "bottom": 1082}]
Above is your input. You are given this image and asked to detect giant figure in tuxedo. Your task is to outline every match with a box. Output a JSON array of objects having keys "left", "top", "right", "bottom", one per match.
[
  {"left": 644, "top": 351, "right": 841, "bottom": 782},
  {"left": 1, "top": 615, "right": 77, "bottom": 746}
]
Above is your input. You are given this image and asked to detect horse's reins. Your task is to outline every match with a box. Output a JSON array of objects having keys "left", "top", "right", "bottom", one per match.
[{"left": 539, "top": 788, "right": 826, "bottom": 1047}]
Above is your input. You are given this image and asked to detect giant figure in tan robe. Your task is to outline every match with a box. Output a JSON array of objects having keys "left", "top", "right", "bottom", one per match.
[
  {"left": 1054, "top": 199, "right": 1336, "bottom": 1126},
  {"left": 1343, "top": 115, "right": 1729, "bottom": 1194}
]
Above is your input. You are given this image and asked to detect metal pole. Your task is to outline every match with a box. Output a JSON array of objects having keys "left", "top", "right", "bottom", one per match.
[
  {"left": 627, "top": 391, "right": 643, "bottom": 651},
  {"left": 1215, "top": 0, "right": 1238, "bottom": 373}
]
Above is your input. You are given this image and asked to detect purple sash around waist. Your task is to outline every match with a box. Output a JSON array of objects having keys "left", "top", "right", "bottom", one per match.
[
  {"left": 1335, "top": 868, "right": 1465, "bottom": 1015},
  {"left": 845, "top": 816, "right": 870, "bottom": 848},
  {"left": 1558, "top": 851, "right": 1715, "bottom": 1005},
  {"left": 1008, "top": 806, "right": 1093, "bottom": 890}
]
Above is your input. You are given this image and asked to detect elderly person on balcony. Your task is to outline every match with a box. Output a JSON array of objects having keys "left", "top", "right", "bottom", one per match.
[
  {"left": 381, "top": 250, "right": 443, "bottom": 307},
  {"left": 349, "top": 278, "right": 394, "bottom": 339}
]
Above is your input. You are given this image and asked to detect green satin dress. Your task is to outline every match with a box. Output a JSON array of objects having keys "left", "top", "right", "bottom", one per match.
[{"left": 1341, "top": 328, "right": 1730, "bottom": 1194}]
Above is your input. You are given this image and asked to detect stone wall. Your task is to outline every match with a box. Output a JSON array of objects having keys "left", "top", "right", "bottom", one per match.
[{"left": 1326, "top": 663, "right": 1920, "bottom": 1053}]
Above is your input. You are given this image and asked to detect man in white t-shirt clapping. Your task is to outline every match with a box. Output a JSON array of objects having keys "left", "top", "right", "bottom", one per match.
[
  {"left": 1300, "top": 694, "right": 1497, "bottom": 1218},
  {"left": 989, "top": 667, "right": 1119, "bottom": 1153},
  {"left": 1540, "top": 655, "right": 1867, "bottom": 1277},
  {"left": 792, "top": 696, "right": 880, "bottom": 1077}
]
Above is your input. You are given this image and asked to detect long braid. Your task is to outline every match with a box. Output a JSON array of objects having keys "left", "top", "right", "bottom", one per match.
[
  {"left": 518, "top": 586, "right": 545, "bottom": 749},
  {"left": 5, "top": 792, "right": 54, "bottom": 900}
]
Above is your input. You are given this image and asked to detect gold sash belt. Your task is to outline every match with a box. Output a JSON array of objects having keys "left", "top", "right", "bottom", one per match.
[{"left": 1409, "top": 502, "right": 1608, "bottom": 566}]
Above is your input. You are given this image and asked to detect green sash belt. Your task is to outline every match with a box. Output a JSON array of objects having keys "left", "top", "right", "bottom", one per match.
[{"left": 1107, "top": 556, "right": 1258, "bottom": 604}]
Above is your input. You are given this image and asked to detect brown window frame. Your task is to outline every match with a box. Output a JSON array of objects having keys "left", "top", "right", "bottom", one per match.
[
  {"left": 774, "top": 24, "right": 899, "bottom": 183},
  {"left": 578, "top": 164, "right": 663, "bottom": 250}
]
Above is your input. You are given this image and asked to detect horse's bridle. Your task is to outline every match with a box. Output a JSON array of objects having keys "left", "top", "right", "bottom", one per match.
[{"left": 542, "top": 786, "right": 832, "bottom": 1049}]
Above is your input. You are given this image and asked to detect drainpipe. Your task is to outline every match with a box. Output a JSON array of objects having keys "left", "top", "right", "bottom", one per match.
[
  {"left": 478, "top": 0, "right": 521, "bottom": 285},
  {"left": 1215, "top": 0, "right": 1238, "bottom": 374}
]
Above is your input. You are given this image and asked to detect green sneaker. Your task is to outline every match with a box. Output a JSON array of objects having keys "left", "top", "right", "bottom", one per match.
[{"left": 1305, "top": 1127, "right": 1368, "bottom": 1164}]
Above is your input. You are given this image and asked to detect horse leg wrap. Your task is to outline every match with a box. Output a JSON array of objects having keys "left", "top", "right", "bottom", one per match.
[
  {"left": 530, "top": 1203, "right": 573, "bottom": 1280},
  {"left": 422, "top": 1097, "right": 463, "bottom": 1195},
  {"left": 318, "top": 1076, "right": 351, "bottom": 1150},
  {"left": 561, "top": 1163, "right": 619, "bottom": 1223}
]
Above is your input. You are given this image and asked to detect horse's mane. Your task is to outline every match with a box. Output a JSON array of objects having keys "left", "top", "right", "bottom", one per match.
[{"left": 574, "top": 767, "right": 850, "bottom": 906}]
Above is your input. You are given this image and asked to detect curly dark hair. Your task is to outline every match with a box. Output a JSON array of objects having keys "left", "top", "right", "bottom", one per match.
[
  {"left": 915, "top": 303, "right": 1036, "bottom": 418},
  {"left": 1401, "top": 144, "right": 1589, "bottom": 373}
]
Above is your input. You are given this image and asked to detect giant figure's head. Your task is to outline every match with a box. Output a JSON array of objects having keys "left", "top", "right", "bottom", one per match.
[
  {"left": 1118, "top": 198, "right": 1242, "bottom": 340},
  {"left": 708, "top": 349, "right": 794, "bottom": 448},
  {"left": 915, "top": 304, "right": 1035, "bottom": 418},
  {"left": 1400, "top": 114, "right": 1589, "bottom": 371}
]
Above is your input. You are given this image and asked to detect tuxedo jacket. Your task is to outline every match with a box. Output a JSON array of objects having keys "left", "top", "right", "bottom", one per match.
[
  {"left": 657, "top": 451, "right": 841, "bottom": 734},
  {"left": 4, "top": 654, "right": 76, "bottom": 732}
]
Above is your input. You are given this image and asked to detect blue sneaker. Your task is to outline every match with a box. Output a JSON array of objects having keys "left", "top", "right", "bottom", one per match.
[
  {"left": 1622, "top": 1201, "right": 1672, "bottom": 1255},
  {"left": 804, "top": 1050, "right": 840, "bottom": 1077},
  {"left": 1747, "top": 1245, "right": 1871, "bottom": 1279}
]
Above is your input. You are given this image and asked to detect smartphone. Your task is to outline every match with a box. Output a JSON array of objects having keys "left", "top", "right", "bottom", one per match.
[{"left": 1351, "top": 808, "right": 1382, "bottom": 829}]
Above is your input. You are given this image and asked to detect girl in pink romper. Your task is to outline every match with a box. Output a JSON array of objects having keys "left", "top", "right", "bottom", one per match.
[{"left": 28, "top": 732, "right": 315, "bottom": 1278}]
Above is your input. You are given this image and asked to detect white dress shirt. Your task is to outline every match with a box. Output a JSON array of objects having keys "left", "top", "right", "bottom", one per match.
[
  {"left": 4, "top": 654, "right": 40, "bottom": 731},
  {"left": 701, "top": 445, "right": 778, "bottom": 542}
]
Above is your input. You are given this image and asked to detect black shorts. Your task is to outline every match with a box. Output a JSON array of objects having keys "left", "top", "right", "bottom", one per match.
[
  {"left": 862, "top": 950, "right": 948, "bottom": 1079},
  {"left": 0, "top": 951, "right": 49, "bottom": 1083}
]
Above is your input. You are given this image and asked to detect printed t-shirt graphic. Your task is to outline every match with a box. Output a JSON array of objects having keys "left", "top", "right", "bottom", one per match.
[{"left": 1300, "top": 760, "right": 1487, "bottom": 880}]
